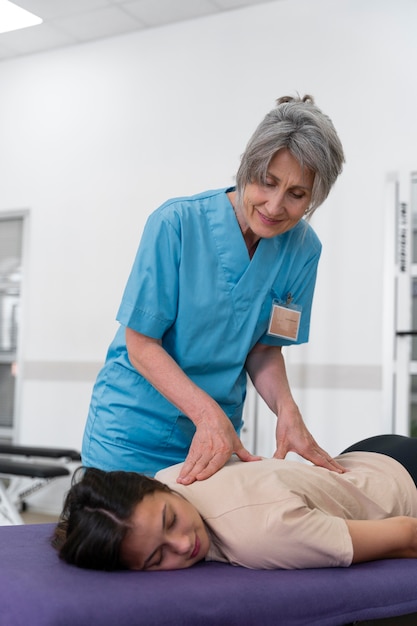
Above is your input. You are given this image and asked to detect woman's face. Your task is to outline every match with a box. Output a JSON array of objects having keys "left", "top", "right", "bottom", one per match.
[
  {"left": 240, "top": 148, "right": 315, "bottom": 239},
  {"left": 121, "top": 490, "right": 210, "bottom": 571}
]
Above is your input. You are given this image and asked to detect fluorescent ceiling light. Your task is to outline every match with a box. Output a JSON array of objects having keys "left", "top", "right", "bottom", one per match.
[{"left": 0, "top": 0, "right": 43, "bottom": 34}]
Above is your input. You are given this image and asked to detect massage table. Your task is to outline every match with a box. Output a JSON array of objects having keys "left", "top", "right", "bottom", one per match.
[{"left": 1, "top": 522, "right": 417, "bottom": 626}]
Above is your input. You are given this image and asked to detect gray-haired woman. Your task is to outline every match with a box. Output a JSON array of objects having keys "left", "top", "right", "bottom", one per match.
[{"left": 82, "top": 94, "right": 346, "bottom": 482}]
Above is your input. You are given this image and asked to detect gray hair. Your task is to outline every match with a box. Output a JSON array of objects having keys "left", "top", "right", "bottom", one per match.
[{"left": 235, "top": 95, "right": 345, "bottom": 218}]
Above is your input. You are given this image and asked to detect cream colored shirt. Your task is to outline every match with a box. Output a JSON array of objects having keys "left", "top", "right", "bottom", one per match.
[{"left": 156, "top": 453, "right": 417, "bottom": 569}]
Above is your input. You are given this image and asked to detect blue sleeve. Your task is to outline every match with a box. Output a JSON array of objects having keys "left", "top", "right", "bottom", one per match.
[{"left": 116, "top": 209, "right": 181, "bottom": 338}]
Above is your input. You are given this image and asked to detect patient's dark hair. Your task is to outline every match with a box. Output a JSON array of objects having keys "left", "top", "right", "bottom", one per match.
[{"left": 51, "top": 467, "right": 170, "bottom": 571}]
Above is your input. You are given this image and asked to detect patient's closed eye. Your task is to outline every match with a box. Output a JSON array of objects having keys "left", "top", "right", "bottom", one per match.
[{"left": 146, "top": 507, "right": 177, "bottom": 569}]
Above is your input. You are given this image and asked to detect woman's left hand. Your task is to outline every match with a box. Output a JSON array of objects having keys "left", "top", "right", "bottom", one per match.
[
  {"left": 246, "top": 343, "right": 345, "bottom": 473},
  {"left": 273, "top": 404, "right": 346, "bottom": 473}
]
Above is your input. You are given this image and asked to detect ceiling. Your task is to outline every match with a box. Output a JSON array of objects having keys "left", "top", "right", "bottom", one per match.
[{"left": 0, "top": 0, "right": 277, "bottom": 62}]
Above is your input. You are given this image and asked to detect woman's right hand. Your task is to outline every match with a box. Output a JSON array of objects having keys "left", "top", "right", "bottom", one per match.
[{"left": 176, "top": 411, "right": 261, "bottom": 485}]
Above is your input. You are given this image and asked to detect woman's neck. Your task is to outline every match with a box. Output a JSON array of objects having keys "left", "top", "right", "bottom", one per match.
[{"left": 227, "top": 190, "right": 260, "bottom": 259}]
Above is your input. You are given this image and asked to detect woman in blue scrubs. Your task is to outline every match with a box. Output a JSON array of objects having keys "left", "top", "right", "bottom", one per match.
[{"left": 82, "top": 94, "right": 346, "bottom": 482}]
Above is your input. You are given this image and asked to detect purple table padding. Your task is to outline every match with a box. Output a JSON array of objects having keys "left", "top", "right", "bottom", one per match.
[{"left": 1, "top": 523, "right": 417, "bottom": 626}]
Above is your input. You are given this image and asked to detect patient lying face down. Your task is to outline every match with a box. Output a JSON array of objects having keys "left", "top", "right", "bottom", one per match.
[{"left": 52, "top": 435, "right": 417, "bottom": 572}]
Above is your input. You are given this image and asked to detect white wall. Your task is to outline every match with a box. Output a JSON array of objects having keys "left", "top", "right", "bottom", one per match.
[{"left": 1, "top": 0, "right": 417, "bottom": 478}]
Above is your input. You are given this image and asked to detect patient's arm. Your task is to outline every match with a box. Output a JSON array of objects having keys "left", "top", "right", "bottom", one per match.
[{"left": 346, "top": 517, "right": 417, "bottom": 563}]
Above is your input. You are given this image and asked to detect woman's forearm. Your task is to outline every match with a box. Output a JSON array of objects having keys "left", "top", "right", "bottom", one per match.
[
  {"left": 346, "top": 517, "right": 417, "bottom": 563},
  {"left": 245, "top": 343, "right": 295, "bottom": 415},
  {"left": 125, "top": 327, "right": 259, "bottom": 483},
  {"left": 125, "top": 327, "right": 221, "bottom": 427},
  {"left": 245, "top": 342, "right": 346, "bottom": 473}
]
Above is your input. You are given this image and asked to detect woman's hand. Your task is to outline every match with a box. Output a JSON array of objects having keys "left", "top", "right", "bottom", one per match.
[
  {"left": 246, "top": 342, "right": 345, "bottom": 473},
  {"left": 274, "top": 404, "right": 346, "bottom": 473},
  {"left": 177, "top": 411, "right": 261, "bottom": 485}
]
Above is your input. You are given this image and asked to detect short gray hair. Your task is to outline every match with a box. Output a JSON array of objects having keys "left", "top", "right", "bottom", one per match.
[{"left": 235, "top": 95, "right": 345, "bottom": 217}]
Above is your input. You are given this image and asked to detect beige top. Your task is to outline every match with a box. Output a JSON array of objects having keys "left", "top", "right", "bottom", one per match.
[{"left": 156, "top": 453, "right": 417, "bottom": 569}]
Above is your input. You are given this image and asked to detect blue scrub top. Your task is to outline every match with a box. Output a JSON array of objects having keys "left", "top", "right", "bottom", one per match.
[{"left": 82, "top": 188, "right": 321, "bottom": 475}]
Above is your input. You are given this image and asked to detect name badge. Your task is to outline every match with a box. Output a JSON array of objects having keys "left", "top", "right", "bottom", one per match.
[{"left": 267, "top": 296, "right": 301, "bottom": 341}]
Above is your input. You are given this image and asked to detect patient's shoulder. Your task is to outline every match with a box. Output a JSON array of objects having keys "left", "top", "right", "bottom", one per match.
[{"left": 155, "top": 462, "right": 183, "bottom": 484}]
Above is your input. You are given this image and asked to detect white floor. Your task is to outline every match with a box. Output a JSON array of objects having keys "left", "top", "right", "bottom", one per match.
[{"left": 21, "top": 510, "right": 58, "bottom": 524}]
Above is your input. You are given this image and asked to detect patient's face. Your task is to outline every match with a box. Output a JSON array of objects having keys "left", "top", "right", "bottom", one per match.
[{"left": 121, "top": 490, "right": 210, "bottom": 571}]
